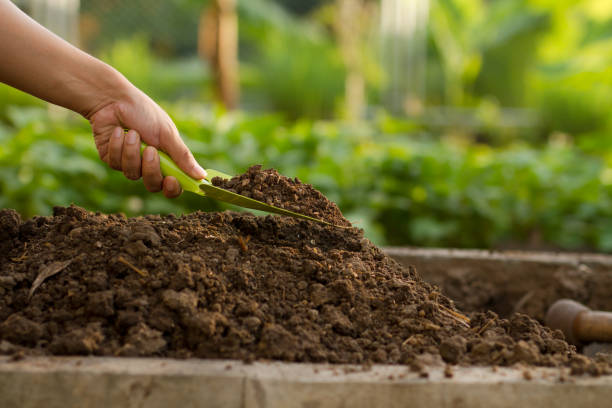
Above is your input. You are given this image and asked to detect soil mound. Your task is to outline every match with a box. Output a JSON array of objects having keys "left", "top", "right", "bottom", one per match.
[
  {"left": 1, "top": 205, "right": 605, "bottom": 373},
  {"left": 211, "top": 165, "right": 351, "bottom": 227}
]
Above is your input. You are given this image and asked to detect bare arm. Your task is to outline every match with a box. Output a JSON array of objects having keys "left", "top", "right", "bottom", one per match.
[{"left": 0, "top": 0, "right": 206, "bottom": 196}]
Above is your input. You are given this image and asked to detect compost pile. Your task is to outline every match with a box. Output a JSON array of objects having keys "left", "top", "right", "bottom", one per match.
[{"left": 0, "top": 168, "right": 607, "bottom": 375}]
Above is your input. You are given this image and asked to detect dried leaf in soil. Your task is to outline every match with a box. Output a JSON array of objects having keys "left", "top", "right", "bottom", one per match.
[{"left": 29, "top": 260, "right": 72, "bottom": 300}]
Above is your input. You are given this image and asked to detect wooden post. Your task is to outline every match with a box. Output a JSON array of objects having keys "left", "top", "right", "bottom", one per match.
[
  {"left": 336, "top": 0, "right": 366, "bottom": 121},
  {"left": 198, "top": 0, "right": 239, "bottom": 110}
]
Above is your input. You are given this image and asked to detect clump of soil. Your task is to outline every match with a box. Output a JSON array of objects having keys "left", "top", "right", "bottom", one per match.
[
  {"left": 2, "top": 205, "right": 606, "bottom": 374},
  {"left": 211, "top": 165, "right": 351, "bottom": 227}
]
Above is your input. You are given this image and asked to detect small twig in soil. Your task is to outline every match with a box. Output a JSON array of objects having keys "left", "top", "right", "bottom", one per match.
[
  {"left": 236, "top": 235, "right": 250, "bottom": 252},
  {"left": 10, "top": 243, "right": 28, "bottom": 262},
  {"left": 423, "top": 321, "right": 441, "bottom": 331},
  {"left": 475, "top": 317, "right": 497, "bottom": 335},
  {"left": 429, "top": 291, "right": 470, "bottom": 326},
  {"left": 29, "top": 259, "right": 72, "bottom": 300},
  {"left": 117, "top": 256, "right": 148, "bottom": 277},
  {"left": 437, "top": 304, "right": 471, "bottom": 327}
]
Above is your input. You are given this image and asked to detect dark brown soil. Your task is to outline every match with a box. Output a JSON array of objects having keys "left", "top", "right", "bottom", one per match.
[
  {"left": 2, "top": 206, "right": 606, "bottom": 373},
  {"left": 211, "top": 165, "right": 351, "bottom": 227},
  {"left": 418, "top": 257, "right": 612, "bottom": 324}
]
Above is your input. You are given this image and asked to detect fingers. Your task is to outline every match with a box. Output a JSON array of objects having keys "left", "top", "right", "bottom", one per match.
[
  {"left": 106, "top": 130, "right": 182, "bottom": 198},
  {"left": 162, "top": 176, "right": 182, "bottom": 198},
  {"left": 108, "top": 127, "right": 124, "bottom": 170},
  {"left": 121, "top": 130, "right": 141, "bottom": 180},
  {"left": 142, "top": 149, "right": 181, "bottom": 198},
  {"left": 160, "top": 127, "right": 207, "bottom": 180},
  {"left": 107, "top": 127, "right": 143, "bottom": 180},
  {"left": 141, "top": 146, "right": 163, "bottom": 192},
  {"left": 139, "top": 146, "right": 183, "bottom": 198}
]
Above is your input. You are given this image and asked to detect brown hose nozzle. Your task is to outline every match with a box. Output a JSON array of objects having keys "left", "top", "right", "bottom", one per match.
[{"left": 545, "top": 299, "right": 612, "bottom": 346}]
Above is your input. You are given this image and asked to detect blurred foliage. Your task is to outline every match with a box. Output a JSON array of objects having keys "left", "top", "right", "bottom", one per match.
[
  {"left": 94, "top": 0, "right": 612, "bottom": 140},
  {"left": 4, "top": 106, "right": 612, "bottom": 252},
  {"left": 426, "top": 0, "right": 612, "bottom": 142},
  {"left": 78, "top": 0, "right": 612, "bottom": 140},
  {"left": 98, "top": 35, "right": 213, "bottom": 103},
  {"left": 0, "top": 84, "right": 45, "bottom": 123},
  {"left": 3, "top": 0, "right": 612, "bottom": 252},
  {"left": 428, "top": 0, "right": 549, "bottom": 107},
  {"left": 80, "top": 0, "right": 203, "bottom": 56},
  {"left": 238, "top": 0, "right": 347, "bottom": 119}
]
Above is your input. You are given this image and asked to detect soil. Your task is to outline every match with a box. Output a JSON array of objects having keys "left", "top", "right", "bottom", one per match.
[
  {"left": 0, "top": 171, "right": 609, "bottom": 374},
  {"left": 414, "top": 256, "right": 612, "bottom": 324},
  {"left": 435, "top": 270, "right": 571, "bottom": 323},
  {"left": 211, "top": 165, "right": 351, "bottom": 227}
]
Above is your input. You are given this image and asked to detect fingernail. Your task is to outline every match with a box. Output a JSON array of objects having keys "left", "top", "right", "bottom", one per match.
[
  {"left": 113, "top": 128, "right": 122, "bottom": 139},
  {"left": 195, "top": 164, "right": 207, "bottom": 179},
  {"left": 143, "top": 148, "right": 155, "bottom": 162},
  {"left": 126, "top": 131, "right": 138, "bottom": 145}
]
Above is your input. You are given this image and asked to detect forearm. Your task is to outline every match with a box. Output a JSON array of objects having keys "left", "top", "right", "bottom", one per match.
[{"left": 0, "top": 0, "right": 129, "bottom": 118}]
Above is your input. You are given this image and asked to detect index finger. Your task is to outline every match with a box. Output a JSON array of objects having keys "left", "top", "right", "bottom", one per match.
[{"left": 159, "top": 126, "right": 206, "bottom": 181}]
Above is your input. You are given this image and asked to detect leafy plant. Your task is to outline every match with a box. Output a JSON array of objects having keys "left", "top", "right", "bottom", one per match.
[
  {"left": 3, "top": 105, "right": 612, "bottom": 252},
  {"left": 239, "top": 0, "right": 346, "bottom": 119}
]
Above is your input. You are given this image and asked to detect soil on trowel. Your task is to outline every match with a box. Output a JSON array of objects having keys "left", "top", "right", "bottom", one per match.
[
  {"left": 0, "top": 203, "right": 608, "bottom": 375},
  {"left": 211, "top": 165, "right": 351, "bottom": 227}
]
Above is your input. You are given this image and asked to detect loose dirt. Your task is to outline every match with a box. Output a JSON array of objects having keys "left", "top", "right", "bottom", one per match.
[
  {"left": 0, "top": 169, "right": 608, "bottom": 374},
  {"left": 211, "top": 165, "right": 351, "bottom": 227},
  {"left": 412, "top": 255, "right": 612, "bottom": 324}
]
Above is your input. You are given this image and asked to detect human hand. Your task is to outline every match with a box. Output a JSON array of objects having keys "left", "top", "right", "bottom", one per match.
[
  {"left": 0, "top": 0, "right": 205, "bottom": 196},
  {"left": 89, "top": 86, "right": 206, "bottom": 198}
]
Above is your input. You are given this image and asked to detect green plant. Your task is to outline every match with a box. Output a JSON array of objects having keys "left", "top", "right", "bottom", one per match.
[
  {"left": 99, "top": 36, "right": 211, "bottom": 102},
  {"left": 239, "top": 0, "right": 346, "bottom": 119},
  {"left": 0, "top": 84, "right": 44, "bottom": 123},
  {"left": 3, "top": 104, "right": 612, "bottom": 251}
]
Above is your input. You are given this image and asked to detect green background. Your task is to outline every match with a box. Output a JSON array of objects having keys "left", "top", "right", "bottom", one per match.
[{"left": 3, "top": 0, "right": 612, "bottom": 251}]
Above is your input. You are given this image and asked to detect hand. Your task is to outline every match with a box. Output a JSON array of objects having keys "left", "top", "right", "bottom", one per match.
[
  {"left": 89, "top": 86, "right": 206, "bottom": 198},
  {"left": 0, "top": 1, "right": 205, "bottom": 196},
  {"left": 0, "top": 0, "right": 205, "bottom": 195}
]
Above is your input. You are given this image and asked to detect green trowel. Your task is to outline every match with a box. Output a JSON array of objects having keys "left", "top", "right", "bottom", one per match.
[{"left": 140, "top": 143, "right": 340, "bottom": 227}]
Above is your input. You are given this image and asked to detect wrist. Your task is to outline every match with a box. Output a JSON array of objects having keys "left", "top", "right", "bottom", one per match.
[{"left": 77, "top": 61, "right": 133, "bottom": 119}]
